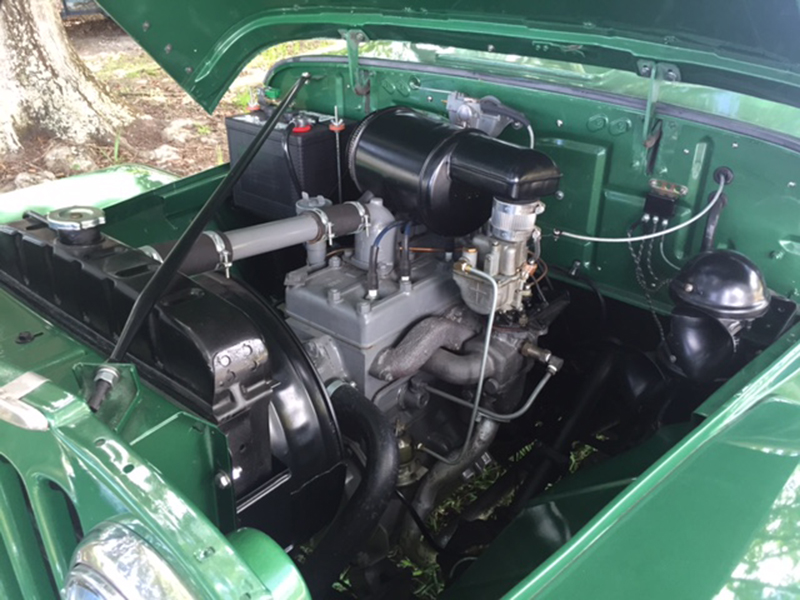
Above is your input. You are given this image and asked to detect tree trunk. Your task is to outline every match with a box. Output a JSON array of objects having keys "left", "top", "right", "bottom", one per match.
[{"left": 0, "top": 0, "right": 130, "bottom": 155}]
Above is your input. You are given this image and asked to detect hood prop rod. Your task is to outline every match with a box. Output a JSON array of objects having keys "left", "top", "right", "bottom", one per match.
[{"left": 86, "top": 72, "right": 312, "bottom": 412}]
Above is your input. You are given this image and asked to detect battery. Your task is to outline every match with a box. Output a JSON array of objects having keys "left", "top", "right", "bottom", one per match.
[{"left": 226, "top": 109, "right": 354, "bottom": 220}]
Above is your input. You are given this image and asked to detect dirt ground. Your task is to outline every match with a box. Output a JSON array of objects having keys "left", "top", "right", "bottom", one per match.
[{"left": 1, "top": 16, "right": 334, "bottom": 190}]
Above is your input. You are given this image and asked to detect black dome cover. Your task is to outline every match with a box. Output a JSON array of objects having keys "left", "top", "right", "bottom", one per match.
[{"left": 670, "top": 250, "right": 770, "bottom": 320}]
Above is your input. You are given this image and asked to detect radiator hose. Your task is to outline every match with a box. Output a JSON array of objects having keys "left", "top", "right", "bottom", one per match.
[{"left": 300, "top": 382, "right": 399, "bottom": 598}]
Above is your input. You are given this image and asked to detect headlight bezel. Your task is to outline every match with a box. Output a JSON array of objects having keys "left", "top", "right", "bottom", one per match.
[{"left": 64, "top": 521, "right": 195, "bottom": 600}]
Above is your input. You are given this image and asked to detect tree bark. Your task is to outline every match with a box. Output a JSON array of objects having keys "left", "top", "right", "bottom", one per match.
[{"left": 0, "top": 0, "right": 130, "bottom": 155}]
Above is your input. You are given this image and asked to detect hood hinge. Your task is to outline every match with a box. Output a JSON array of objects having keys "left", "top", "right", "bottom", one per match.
[
  {"left": 638, "top": 60, "right": 681, "bottom": 142},
  {"left": 638, "top": 60, "right": 680, "bottom": 173},
  {"left": 342, "top": 29, "right": 372, "bottom": 96}
]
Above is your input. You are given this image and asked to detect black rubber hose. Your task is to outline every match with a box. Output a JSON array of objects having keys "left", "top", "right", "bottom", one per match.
[
  {"left": 301, "top": 383, "right": 399, "bottom": 598},
  {"left": 510, "top": 353, "right": 616, "bottom": 514},
  {"left": 148, "top": 234, "right": 229, "bottom": 276}
]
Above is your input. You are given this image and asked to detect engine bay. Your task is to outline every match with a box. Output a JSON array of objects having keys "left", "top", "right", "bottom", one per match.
[{"left": 1, "top": 66, "right": 799, "bottom": 598}]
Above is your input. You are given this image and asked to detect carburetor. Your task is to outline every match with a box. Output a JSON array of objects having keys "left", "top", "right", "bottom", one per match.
[
  {"left": 348, "top": 105, "right": 558, "bottom": 317},
  {"left": 455, "top": 198, "right": 546, "bottom": 314}
]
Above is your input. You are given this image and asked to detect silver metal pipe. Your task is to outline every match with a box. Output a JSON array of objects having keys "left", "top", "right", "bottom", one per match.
[
  {"left": 425, "top": 371, "right": 554, "bottom": 423},
  {"left": 226, "top": 214, "right": 321, "bottom": 261},
  {"left": 420, "top": 262, "right": 498, "bottom": 466}
]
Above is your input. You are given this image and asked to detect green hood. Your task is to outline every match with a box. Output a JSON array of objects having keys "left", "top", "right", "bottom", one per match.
[{"left": 95, "top": 1, "right": 800, "bottom": 112}]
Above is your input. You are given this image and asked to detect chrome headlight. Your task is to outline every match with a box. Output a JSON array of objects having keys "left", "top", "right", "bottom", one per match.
[{"left": 64, "top": 522, "right": 194, "bottom": 600}]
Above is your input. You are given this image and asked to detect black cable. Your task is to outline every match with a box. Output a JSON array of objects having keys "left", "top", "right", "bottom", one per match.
[
  {"left": 367, "top": 221, "right": 406, "bottom": 296},
  {"left": 550, "top": 264, "right": 608, "bottom": 325},
  {"left": 282, "top": 122, "right": 303, "bottom": 197},
  {"left": 399, "top": 222, "right": 412, "bottom": 280},
  {"left": 88, "top": 73, "right": 312, "bottom": 411},
  {"left": 394, "top": 489, "right": 468, "bottom": 557}
]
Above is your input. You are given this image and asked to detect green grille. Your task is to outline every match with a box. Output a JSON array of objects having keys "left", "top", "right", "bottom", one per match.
[{"left": 0, "top": 457, "right": 81, "bottom": 600}]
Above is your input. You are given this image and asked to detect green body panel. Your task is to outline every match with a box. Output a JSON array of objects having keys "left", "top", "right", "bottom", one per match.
[
  {"left": 501, "top": 323, "right": 800, "bottom": 599},
  {"left": 0, "top": 289, "right": 308, "bottom": 599},
  {"left": 444, "top": 322, "right": 800, "bottom": 598},
  {"left": 3, "top": 11, "right": 800, "bottom": 596},
  {"left": 0, "top": 164, "right": 176, "bottom": 223},
  {"left": 95, "top": 1, "right": 800, "bottom": 112},
  {"left": 442, "top": 424, "right": 693, "bottom": 599},
  {"left": 353, "top": 42, "right": 800, "bottom": 140},
  {"left": 266, "top": 58, "right": 800, "bottom": 311}
]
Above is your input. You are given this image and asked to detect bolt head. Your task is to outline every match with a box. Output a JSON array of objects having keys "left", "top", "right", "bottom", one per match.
[{"left": 214, "top": 472, "right": 232, "bottom": 489}]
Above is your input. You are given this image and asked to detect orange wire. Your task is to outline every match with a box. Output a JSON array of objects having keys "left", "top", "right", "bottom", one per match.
[
  {"left": 408, "top": 247, "right": 446, "bottom": 253},
  {"left": 326, "top": 248, "right": 351, "bottom": 258},
  {"left": 533, "top": 259, "right": 549, "bottom": 284}
]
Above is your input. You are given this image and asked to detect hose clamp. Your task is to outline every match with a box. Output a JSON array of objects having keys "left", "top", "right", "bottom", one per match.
[
  {"left": 202, "top": 230, "right": 232, "bottom": 278},
  {"left": 346, "top": 201, "right": 370, "bottom": 234},
  {"left": 326, "top": 379, "right": 356, "bottom": 396},
  {"left": 306, "top": 208, "right": 334, "bottom": 243}
]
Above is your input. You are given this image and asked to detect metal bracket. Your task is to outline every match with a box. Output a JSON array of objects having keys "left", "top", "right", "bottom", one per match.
[
  {"left": 343, "top": 29, "right": 371, "bottom": 95},
  {"left": 74, "top": 362, "right": 141, "bottom": 430},
  {"left": 637, "top": 60, "right": 681, "bottom": 144}
]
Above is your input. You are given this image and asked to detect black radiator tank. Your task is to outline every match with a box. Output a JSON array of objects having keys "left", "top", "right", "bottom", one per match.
[{"left": 0, "top": 217, "right": 343, "bottom": 546}]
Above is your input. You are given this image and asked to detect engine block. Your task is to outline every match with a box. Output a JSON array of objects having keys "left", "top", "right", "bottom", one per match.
[{"left": 285, "top": 253, "right": 461, "bottom": 398}]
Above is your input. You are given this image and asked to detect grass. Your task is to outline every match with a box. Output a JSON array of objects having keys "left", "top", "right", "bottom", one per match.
[
  {"left": 428, "top": 461, "right": 506, "bottom": 534},
  {"left": 391, "top": 438, "right": 601, "bottom": 598},
  {"left": 97, "top": 131, "right": 123, "bottom": 165},
  {"left": 394, "top": 552, "right": 445, "bottom": 600},
  {"left": 95, "top": 52, "right": 162, "bottom": 82},
  {"left": 232, "top": 89, "right": 252, "bottom": 110},
  {"left": 246, "top": 39, "right": 343, "bottom": 71}
]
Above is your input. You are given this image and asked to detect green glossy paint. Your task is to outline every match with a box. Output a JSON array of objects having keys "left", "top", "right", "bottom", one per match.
[
  {"left": 2, "top": 4, "right": 800, "bottom": 596},
  {"left": 94, "top": 1, "right": 800, "bottom": 112},
  {"left": 0, "top": 164, "right": 176, "bottom": 223},
  {"left": 266, "top": 57, "right": 800, "bottom": 313},
  {"left": 502, "top": 323, "right": 800, "bottom": 599},
  {"left": 351, "top": 42, "right": 800, "bottom": 140},
  {"left": 0, "top": 290, "right": 307, "bottom": 599}
]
